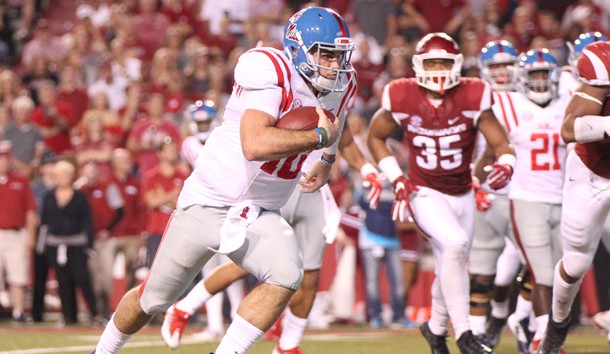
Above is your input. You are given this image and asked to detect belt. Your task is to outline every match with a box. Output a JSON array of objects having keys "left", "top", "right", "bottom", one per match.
[{"left": 0, "top": 227, "right": 22, "bottom": 231}]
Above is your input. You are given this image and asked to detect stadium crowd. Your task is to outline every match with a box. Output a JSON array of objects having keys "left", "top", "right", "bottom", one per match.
[{"left": 0, "top": 0, "right": 610, "bottom": 353}]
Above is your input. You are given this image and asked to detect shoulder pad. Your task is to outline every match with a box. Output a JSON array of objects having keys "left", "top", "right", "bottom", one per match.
[{"left": 234, "top": 48, "right": 292, "bottom": 90}]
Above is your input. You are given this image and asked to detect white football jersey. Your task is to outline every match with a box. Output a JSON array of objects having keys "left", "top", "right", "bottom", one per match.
[
  {"left": 178, "top": 47, "right": 356, "bottom": 210},
  {"left": 558, "top": 67, "right": 579, "bottom": 97},
  {"left": 493, "top": 91, "right": 569, "bottom": 204}
]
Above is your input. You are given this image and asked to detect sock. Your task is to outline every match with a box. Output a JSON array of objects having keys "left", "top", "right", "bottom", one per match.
[
  {"left": 528, "top": 310, "right": 537, "bottom": 333},
  {"left": 428, "top": 279, "right": 449, "bottom": 336},
  {"left": 513, "top": 295, "right": 532, "bottom": 321},
  {"left": 12, "top": 309, "right": 22, "bottom": 319},
  {"left": 95, "top": 314, "right": 133, "bottom": 354},
  {"left": 175, "top": 281, "right": 212, "bottom": 315},
  {"left": 226, "top": 279, "right": 245, "bottom": 320},
  {"left": 205, "top": 293, "right": 225, "bottom": 334},
  {"left": 469, "top": 315, "right": 487, "bottom": 335},
  {"left": 552, "top": 262, "right": 582, "bottom": 323},
  {"left": 438, "top": 245, "right": 470, "bottom": 339},
  {"left": 533, "top": 314, "right": 548, "bottom": 341},
  {"left": 278, "top": 307, "right": 308, "bottom": 349},
  {"left": 215, "top": 314, "right": 263, "bottom": 354},
  {"left": 490, "top": 299, "right": 509, "bottom": 319}
]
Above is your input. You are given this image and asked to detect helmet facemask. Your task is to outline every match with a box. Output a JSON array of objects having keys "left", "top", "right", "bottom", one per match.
[
  {"left": 521, "top": 68, "right": 558, "bottom": 105},
  {"left": 413, "top": 52, "right": 463, "bottom": 95},
  {"left": 294, "top": 38, "right": 354, "bottom": 93},
  {"left": 481, "top": 62, "right": 517, "bottom": 91}
]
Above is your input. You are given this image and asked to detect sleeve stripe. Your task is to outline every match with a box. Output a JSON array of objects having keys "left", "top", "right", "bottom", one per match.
[
  {"left": 505, "top": 92, "right": 519, "bottom": 128},
  {"left": 583, "top": 48, "right": 610, "bottom": 83},
  {"left": 337, "top": 72, "right": 356, "bottom": 116},
  {"left": 496, "top": 92, "right": 512, "bottom": 133},
  {"left": 251, "top": 49, "right": 293, "bottom": 114}
]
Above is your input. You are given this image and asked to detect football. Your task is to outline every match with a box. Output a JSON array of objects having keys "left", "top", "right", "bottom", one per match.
[{"left": 275, "top": 106, "right": 336, "bottom": 131}]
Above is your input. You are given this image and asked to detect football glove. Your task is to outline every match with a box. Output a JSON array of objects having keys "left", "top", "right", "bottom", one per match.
[
  {"left": 484, "top": 163, "right": 513, "bottom": 190},
  {"left": 360, "top": 163, "right": 381, "bottom": 209},
  {"left": 391, "top": 176, "right": 418, "bottom": 222}
]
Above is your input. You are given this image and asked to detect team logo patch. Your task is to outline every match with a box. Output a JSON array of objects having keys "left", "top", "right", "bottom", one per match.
[
  {"left": 410, "top": 116, "right": 423, "bottom": 127},
  {"left": 240, "top": 207, "right": 250, "bottom": 219},
  {"left": 292, "top": 99, "right": 303, "bottom": 109},
  {"left": 285, "top": 22, "right": 302, "bottom": 44}
]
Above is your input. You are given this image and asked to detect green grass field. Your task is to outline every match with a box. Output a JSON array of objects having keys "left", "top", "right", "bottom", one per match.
[{"left": 0, "top": 322, "right": 609, "bottom": 354}]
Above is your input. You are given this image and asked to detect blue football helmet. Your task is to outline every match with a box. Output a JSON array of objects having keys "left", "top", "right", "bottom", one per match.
[
  {"left": 517, "top": 48, "right": 559, "bottom": 105},
  {"left": 186, "top": 100, "right": 217, "bottom": 143},
  {"left": 283, "top": 7, "right": 355, "bottom": 93},
  {"left": 479, "top": 40, "right": 518, "bottom": 91},
  {"left": 567, "top": 32, "right": 608, "bottom": 67}
]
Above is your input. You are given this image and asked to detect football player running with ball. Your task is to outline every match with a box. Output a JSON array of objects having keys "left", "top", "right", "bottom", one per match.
[
  {"left": 91, "top": 7, "right": 371, "bottom": 354},
  {"left": 367, "top": 32, "right": 514, "bottom": 354}
]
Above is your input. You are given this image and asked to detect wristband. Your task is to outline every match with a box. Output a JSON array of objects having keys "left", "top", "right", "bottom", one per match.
[
  {"left": 320, "top": 155, "right": 335, "bottom": 166},
  {"left": 360, "top": 162, "right": 377, "bottom": 178},
  {"left": 497, "top": 153, "right": 516, "bottom": 169},
  {"left": 378, "top": 156, "right": 404, "bottom": 183},
  {"left": 574, "top": 115, "right": 610, "bottom": 142},
  {"left": 319, "top": 127, "right": 329, "bottom": 147},
  {"left": 314, "top": 128, "right": 323, "bottom": 148}
]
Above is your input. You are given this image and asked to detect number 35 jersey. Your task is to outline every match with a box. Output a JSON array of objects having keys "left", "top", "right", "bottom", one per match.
[
  {"left": 493, "top": 91, "right": 570, "bottom": 204},
  {"left": 178, "top": 47, "right": 355, "bottom": 211},
  {"left": 382, "top": 77, "right": 492, "bottom": 196}
]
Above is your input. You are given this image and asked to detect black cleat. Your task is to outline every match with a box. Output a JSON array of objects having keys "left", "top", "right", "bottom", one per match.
[
  {"left": 485, "top": 316, "right": 506, "bottom": 348},
  {"left": 420, "top": 321, "right": 450, "bottom": 354},
  {"left": 475, "top": 333, "right": 492, "bottom": 348},
  {"left": 538, "top": 313, "right": 570, "bottom": 354},
  {"left": 456, "top": 330, "right": 494, "bottom": 354}
]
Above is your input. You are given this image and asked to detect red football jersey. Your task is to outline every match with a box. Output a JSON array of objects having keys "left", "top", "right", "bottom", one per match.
[
  {"left": 383, "top": 78, "right": 492, "bottom": 195},
  {"left": 574, "top": 41, "right": 610, "bottom": 178}
]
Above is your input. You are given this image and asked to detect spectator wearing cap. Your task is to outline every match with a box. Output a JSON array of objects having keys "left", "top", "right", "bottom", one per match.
[
  {"left": 126, "top": 90, "right": 181, "bottom": 175},
  {"left": 140, "top": 138, "right": 187, "bottom": 269},
  {"left": 21, "top": 19, "right": 69, "bottom": 67},
  {"left": 3, "top": 95, "right": 43, "bottom": 178},
  {"left": 31, "top": 80, "right": 78, "bottom": 155},
  {"left": 0, "top": 141, "right": 37, "bottom": 323},
  {"left": 30, "top": 149, "right": 56, "bottom": 323},
  {"left": 39, "top": 159, "right": 98, "bottom": 325},
  {"left": 76, "top": 160, "right": 124, "bottom": 319}
]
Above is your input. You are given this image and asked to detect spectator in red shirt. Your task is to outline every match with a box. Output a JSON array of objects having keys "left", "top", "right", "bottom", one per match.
[
  {"left": 0, "top": 141, "right": 37, "bottom": 323},
  {"left": 74, "top": 112, "right": 117, "bottom": 179},
  {"left": 126, "top": 91, "right": 181, "bottom": 175},
  {"left": 108, "top": 148, "right": 146, "bottom": 290},
  {"left": 31, "top": 80, "right": 78, "bottom": 155},
  {"left": 76, "top": 160, "right": 125, "bottom": 318},
  {"left": 411, "top": 0, "right": 471, "bottom": 35},
  {"left": 56, "top": 65, "right": 89, "bottom": 124},
  {"left": 132, "top": 0, "right": 171, "bottom": 62},
  {"left": 140, "top": 138, "right": 187, "bottom": 268}
]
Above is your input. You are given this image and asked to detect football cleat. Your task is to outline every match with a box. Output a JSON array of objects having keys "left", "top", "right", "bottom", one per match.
[
  {"left": 272, "top": 344, "right": 305, "bottom": 354},
  {"left": 486, "top": 316, "right": 507, "bottom": 348},
  {"left": 420, "top": 321, "right": 450, "bottom": 354},
  {"left": 537, "top": 313, "right": 570, "bottom": 354},
  {"left": 508, "top": 314, "right": 533, "bottom": 354},
  {"left": 161, "top": 304, "right": 192, "bottom": 349},
  {"left": 456, "top": 330, "right": 494, "bottom": 354},
  {"left": 264, "top": 314, "right": 284, "bottom": 341}
]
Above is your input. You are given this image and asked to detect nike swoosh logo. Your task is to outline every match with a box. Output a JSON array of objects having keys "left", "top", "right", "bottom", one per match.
[{"left": 448, "top": 117, "right": 460, "bottom": 125}]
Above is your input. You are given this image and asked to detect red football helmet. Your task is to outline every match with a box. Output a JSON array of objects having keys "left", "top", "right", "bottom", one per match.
[
  {"left": 412, "top": 33, "right": 463, "bottom": 93},
  {"left": 577, "top": 41, "right": 610, "bottom": 86}
]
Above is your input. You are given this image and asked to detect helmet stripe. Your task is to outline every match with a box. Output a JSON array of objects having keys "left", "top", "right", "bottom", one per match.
[
  {"left": 582, "top": 48, "right": 610, "bottom": 83},
  {"left": 330, "top": 11, "right": 347, "bottom": 37}
]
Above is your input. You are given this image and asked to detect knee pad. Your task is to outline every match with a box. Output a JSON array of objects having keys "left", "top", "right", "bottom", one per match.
[
  {"left": 469, "top": 276, "right": 493, "bottom": 308},
  {"left": 561, "top": 251, "right": 594, "bottom": 279},
  {"left": 265, "top": 257, "right": 303, "bottom": 290}
]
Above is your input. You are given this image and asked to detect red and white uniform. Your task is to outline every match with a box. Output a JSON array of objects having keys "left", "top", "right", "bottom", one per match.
[
  {"left": 383, "top": 77, "right": 492, "bottom": 196},
  {"left": 179, "top": 47, "right": 356, "bottom": 211},
  {"left": 560, "top": 42, "right": 610, "bottom": 280}
]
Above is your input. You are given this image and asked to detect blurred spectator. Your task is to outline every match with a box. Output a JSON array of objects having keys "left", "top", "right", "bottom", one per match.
[
  {"left": 126, "top": 91, "right": 181, "bottom": 175},
  {"left": 21, "top": 19, "right": 69, "bottom": 67},
  {"left": 66, "top": 24, "right": 107, "bottom": 87},
  {"left": 183, "top": 47, "right": 214, "bottom": 100},
  {"left": 76, "top": 160, "right": 124, "bottom": 319},
  {"left": 160, "top": 0, "right": 199, "bottom": 36},
  {"left": 116, "top": 82, "right": 145, "bottom": 140},
  {"left": 372, "top": 50, "right": 412, "bottom": 112},
  {"left": 503, "top": 4, "right": 539, "bottom": 53},
  {"left": 31, "top": 149, "right": 56, "bottom": 323},
  {"left": 3, "top": 95, "right": 43, "bottom": 178},
  {"left": 206, "top": 15, "right": 239, "bottom": 57},
  {"left": 199, "top": 0, "right": 249, "bottom": 37},
  {"left": 395, "top": 0, "right": 430, "bottom": 43},
  {"left": 108, "top": 148, "right": 145, "bottom": 291},
  {"left": 132, "top": 0, "right": 171, "bottom": 62},
  {"left": 351, "top": 36, "right": 385, "bottom": 118},
  {"left": 410, "top": 0, "right": 470, "bottom": 35},
  {"left": 0, "top": 70, "right": 26, "bottom": 108},
  {"left": 561, "top": 0, "right": 605, "bottom": 34},
  {"left": 537, "top": 10, "right": 565, "bottom": 62},
  {"left": 74, "top": 112, "right": 117, "bottom": 179},
  {"left": 140, "top": 138, "right": 187, "bottom": 268},
  {"left": 0, "top": 106, "right": 9, "bottom": 139},
  {"left": 161, "top": 26, "right": 190, "bottom": 71},
  {"left": 31, "top": 80, "right": 78, "bottom": 155},
  {"left": 56, "top": 65, "right": 90, "bottom": 124},
  {"left": 81, "top": 90, "right": 124, "bottom": 145},
  {"left": 88, "top": 58, "right": 129, "bottom": 112},
  {"left": 0, "top": 140, "right": 37, "bottom": 323},
  {"left": 21, "top": 55, "right": 59, "bottom": 104},
  {"left": 109, "top": 37, "right": 142, "bottom": 85},
  {"left": 149, "top": 47, "right": 181, "bottom": 92},
  {"left": 39, "top": 159, "right": 98, "bottom": 325},
  {"left": 350, "top": 0, "right": 397, "bottom": 48},
  {"left": 80, "top": 0, "right": 113, "bottom": 31}
]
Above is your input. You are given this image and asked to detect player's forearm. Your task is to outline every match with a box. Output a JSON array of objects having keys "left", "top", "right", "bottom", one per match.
[
  {"left": 241, "top": 127, "right": 321, "bottom": 161},
  {"left": 339, "top": 139, "right": 366, "bottom": 171}
]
